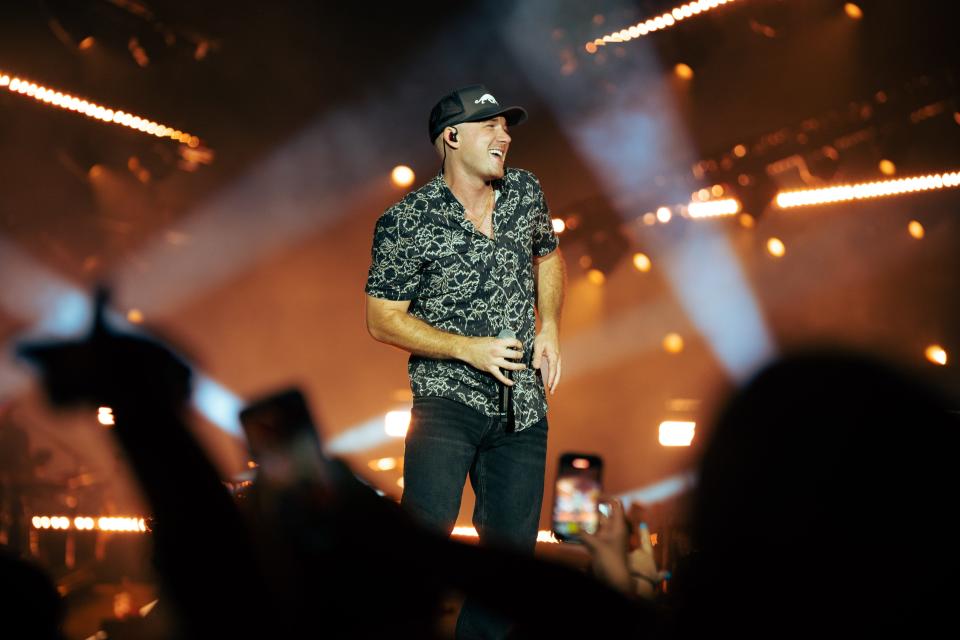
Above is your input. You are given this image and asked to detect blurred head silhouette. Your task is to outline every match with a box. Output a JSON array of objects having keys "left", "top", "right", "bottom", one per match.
[
  {"left": 0, "top": 548, "right": 65, "bottom": 640},
  {"left": 678, "top": 350, "right": 959, "bottom": 636}
]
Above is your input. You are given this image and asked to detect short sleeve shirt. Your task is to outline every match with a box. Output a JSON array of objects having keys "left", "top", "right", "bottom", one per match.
[{"left": 365, "top": 167, "right": 558, "bottom": 430}]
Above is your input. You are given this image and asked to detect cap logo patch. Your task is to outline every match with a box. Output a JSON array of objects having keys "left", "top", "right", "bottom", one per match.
[{"left": 474, "top": 93, "right": 498, "bottom": 105}]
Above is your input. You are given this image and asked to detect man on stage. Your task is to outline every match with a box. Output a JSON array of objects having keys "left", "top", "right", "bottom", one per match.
[{"left": 364, "top": 84, "right": 565, "bottom": 638}]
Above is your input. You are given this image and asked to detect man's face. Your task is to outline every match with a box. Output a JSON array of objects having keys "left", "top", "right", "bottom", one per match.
[{"left": 458, "top": 116, "right": 511, "bottom": 181}]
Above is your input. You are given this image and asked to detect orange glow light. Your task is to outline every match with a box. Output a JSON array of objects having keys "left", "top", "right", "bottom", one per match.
[
  {"left": 632, "top": 252, "right": 652, "bottom": 272},
  {"left": 656, "top": 206, "right": 672, "bottom": 223},
  {"left": 908, "top": 220, "right": 925, "bottom": 239},
  {"left": 390, "top": 165, "right": 415, "bottom": 188},
  {"left": 32, "top": 515, "right": 147, "bottom": 532},
  {"left": 766, "top": 237, "right": 786, "bottom": 257},
  {"left": 97, "top": 406, "right": 115, "bottom": 426},
  {"left": 587, "top": 269, "right": 606, "bottom": 285},
  {"left": 925, "top": 345, "right": 947, "bottom": 366},
  {"left": 0, "top": 67, "right": 200, "bottom": 145},
  {"left": 662, "top": 333, "right": 684, "bottom": 354},
  {"left": 587, "top": 1, "right": 739, "bottom": 51},
  {"left": 384, "top": 410, "right": 411, "bottom": 437},
  {"left": 844, "top": 3, "right": 863, "bottom": 20},
  {"left": 775, "top": 171, "right": 960, "bottom": 209},
  {"left": 688, "top": 198, "right": 740, "bottom": 219},
  {"left": 552, "top": 218, "right": 566, "bottom": 233},
  {"left": 659, "top": 421, "right": 695, "bottom": 446},
  {"left": 879, "top": 159, "right": 897, "bottom": 176},
  {"left": 738, "top": 213, "right": 756, "bottom": 228},
  {"left": 368, "top": 457, "right": 398, "bottom": 472},
  {"left": 674, "top": 63, "right": 694, "bottom": 80}
]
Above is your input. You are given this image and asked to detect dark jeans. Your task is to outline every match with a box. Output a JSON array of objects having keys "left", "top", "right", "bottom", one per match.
[{"left": 401, "top": 396, "right": 548, "bottom": 640}]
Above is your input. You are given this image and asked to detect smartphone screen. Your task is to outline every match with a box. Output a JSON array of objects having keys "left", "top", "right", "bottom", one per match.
[
  {"left": 239, "top": 388, "right": 322, "bottom": 469},
  {"left": 552, "top": 453, "right": 603, "bottom": 543}
]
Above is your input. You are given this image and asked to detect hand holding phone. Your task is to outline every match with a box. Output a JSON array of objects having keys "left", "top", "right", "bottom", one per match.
[{"left": 239, "top": 388, "right": 324, "bottom": 485}]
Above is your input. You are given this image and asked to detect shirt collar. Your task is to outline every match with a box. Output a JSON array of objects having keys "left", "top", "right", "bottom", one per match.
[{"left": 432, "top": 172, "right": 505, "bottom": 214}]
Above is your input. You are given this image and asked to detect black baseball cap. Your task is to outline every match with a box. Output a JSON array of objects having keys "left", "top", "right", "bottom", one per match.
[{"left": 428, "top": 84, "right": 528, "bottom": 144}]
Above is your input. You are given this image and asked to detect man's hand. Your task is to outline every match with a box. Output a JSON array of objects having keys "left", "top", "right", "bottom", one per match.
[
  {"left": 460, "top": 336, "right": 525, "bottom": 386},
  {"left": 533, "top": 324, "right": 561, "bottom": 394}
]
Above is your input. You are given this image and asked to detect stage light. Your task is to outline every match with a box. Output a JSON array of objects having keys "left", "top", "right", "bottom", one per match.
[
  {"left": 390, "top": 165, "right": 415, "bottom": 188},
  {"left": 32, "top": 515, "right": 147, "bottom": 532},
  {"left": 384, "top": 410, "right": 411, "bottom": 437},
  {"left": 775, "top": 171, "right": 960, "bottom": 208},
  {"left": 662, "top": 333, "right": 684, "bottom": 354},
  {"left": 925, "top": 345, "right": 947, "bottom": 366},
  {"left": 126, "top": 309, "right": 144, "bottom": 323},
  {"left": 579, "top": 255, "right": 592, "bottom": 269},
  {"left": 879, "top": 159, "right": 896, "bottom": 176},
  {"left": 552, "top": 218, "right": 566, "bottom": 233},
  {"left": 844, "top": 3, "right": 863, "bottom": 20},
  {"left": 97, "top": 406, "right": 115, "bottom": 426},
  {"left": 674, "top": 63, "right": 694, "bottom": 80},
  {"left": 710, "top": 184, "right": 724, "bottom": 197},
  {"left": 656, "top": 206, "right": 672, "bottom": 223},
  {"left": 632, "top": 252, "right": 652, "bottom": 272},
  {"left": 688, "top": 198, "right": 740, "bottom": 219},
  {"left": 733, "top": 144, "right": 747, "bottom": 158},
  {"left": 643, "top": 212, "right": 657, "bottom": 225},
  {"left": 0, "top": 67, "right": 201, "bottom": 145},
  {"left": 908, "top": 220, "right": 925, "bottom": 239},
  {"left": 586, "top": 1, "right": 739, "bottom": 51},
  {"left": 452, "top": 526, "right": 558, "bottom": 543},
  {"left": 738, "top": 213, "right": 755, "bottom": 228},
  {"left": 368, "top": 457, "right": 398, "bottom": 472},
  {"left": 766, "top": 237, "right": 786, "bottom": 257},
  {"left": 659, "top": 421, "right": 695, "bottom": 447},
  {"left": 587, "top": 269, "right": 605, "bottom": 285}
]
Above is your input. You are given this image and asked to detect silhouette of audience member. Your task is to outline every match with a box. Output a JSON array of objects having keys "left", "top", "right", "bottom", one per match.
[
  {"left": 0, "top": 546, "right": 65, "bottom": 640},
  {"left": 18, "top": 290, "right": 277, "bottom": 640},
  {"left": 671, "top": 350, "right": 960, "bottom": 638},
  {"left": 16, "top": 289, "right": 651, "bottom": 639}
]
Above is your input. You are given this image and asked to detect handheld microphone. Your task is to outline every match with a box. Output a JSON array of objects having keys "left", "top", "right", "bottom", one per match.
[{"left": 497, "top": 329, "right": 517, "bottom": 422}]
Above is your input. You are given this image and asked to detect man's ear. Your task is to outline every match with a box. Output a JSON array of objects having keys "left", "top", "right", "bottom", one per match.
[{"left": 446, "top": 127, "right": 460, "bottom": 147}]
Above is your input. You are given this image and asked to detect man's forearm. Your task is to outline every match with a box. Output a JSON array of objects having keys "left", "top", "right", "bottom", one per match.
[
  {"left": 535, "top": 249, "right": 566, "bottom": 329},
  {"left": 369, "top": 309, "right": 469, "bottom": 361}
]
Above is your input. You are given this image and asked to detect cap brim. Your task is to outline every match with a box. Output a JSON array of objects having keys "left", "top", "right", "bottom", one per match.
[{"left": 465, "top": 105, "right": 528, "bottom": 127}]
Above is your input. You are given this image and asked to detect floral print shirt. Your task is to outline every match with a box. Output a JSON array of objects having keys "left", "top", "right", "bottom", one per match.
[{"left": 365, "top": 168, "right": 558, "bottom": 430}]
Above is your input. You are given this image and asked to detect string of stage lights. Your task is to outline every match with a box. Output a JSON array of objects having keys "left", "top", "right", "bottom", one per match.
[
  {"left": 0, "top": 68, "right": 201, "bottom": 147},
  {"left": 586, "top": 0, "right": 740, "bottom": 53}
]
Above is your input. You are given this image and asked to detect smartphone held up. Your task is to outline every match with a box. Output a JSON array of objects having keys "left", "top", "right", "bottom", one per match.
[{"left": 551, "top": 452, "right": 604, "bottom": 543}]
